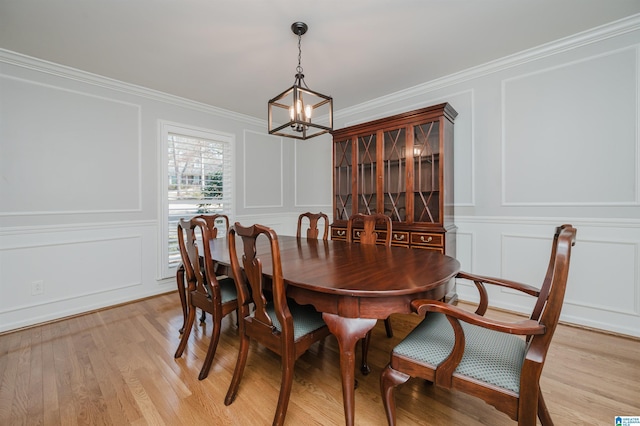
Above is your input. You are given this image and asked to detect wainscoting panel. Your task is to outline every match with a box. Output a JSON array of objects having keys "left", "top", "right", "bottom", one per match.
[
  {"left": 0, "top": 222, "right": 169, "bottom": 333},
  {"left": 564, "top": 238, "right": 638, "bottom": 315},
  {"left": 454, "top": 230, "right": 474, "bottom": 293},
  {"left": 455, "top": 217, "right": 640, "bottom": 338},
  {"left": 0, "top": 236, "right": 142, "bottom": 313}
]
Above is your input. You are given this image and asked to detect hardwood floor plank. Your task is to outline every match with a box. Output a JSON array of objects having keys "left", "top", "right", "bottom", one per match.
[
  {"left": 0, "top": 293, "right": 638, "bottom": 425},
  {"left": 41, "top": 325, "right": 62, "bottom": 426},
  {"left": 0, "top": 330, "right": 20, "bottom": 425},
  {"left": 10, "top": 329, "right": 34, "bottom": 423},
  {"left": 27, "top": 325, "right": 45, "bottom": 425}
]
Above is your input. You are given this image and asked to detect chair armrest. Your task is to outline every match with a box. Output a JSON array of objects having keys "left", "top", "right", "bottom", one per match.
[
  {"left": 410, "top": 300, "right": 545, "bottom": 336},
  {"left": 456, "top": 271, "right": 541, "bottom": 316},
  {"left": 457, "top": 271, "right": 541, "bottom": 297}
]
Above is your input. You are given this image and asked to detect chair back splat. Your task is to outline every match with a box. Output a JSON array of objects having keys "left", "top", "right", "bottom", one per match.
[
  {"left": 224, "top": 222, "right": 330, "bottom": 426},
  {"left": 347, "top": 212, "right": 392, "bottom": 246},
  {"left": 297, "top": 212, "right": 329, "bottom": 240},
  {"left": 381, "top": 224, "right": 577, "bottom": 426}
]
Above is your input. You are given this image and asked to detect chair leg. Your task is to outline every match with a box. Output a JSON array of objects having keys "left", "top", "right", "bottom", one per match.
[
  {"left": 198, "top": 309, "right": 222, "bottom": 380},
  {"left": 537, "top": 386, "right": 553, "bottom": 426},
  {"left": 199, "top": 310, "right": 207, "bottom": 323},
  {"left": 360, "top": 331, "right": 372, "bottom": 375},
  {"left": 272, "top": 356, "right": 295, "bottom": 426},
  {"left": 175, "top": 301, "right": 196, "bottom": 358},
  {"left": 380, "top": 364, "right": 411, "bottom": 426},
  {"left": 384, "top": 317, "right": 393, "bottom": 338},
  {"left": 517, "top": 385, "right": 539, "bottom": 426},
  {"left": 225, "top": 330, "right": 250, "bottom": 406},
  {"left": 176, "top": 265, "right": 187, "bottom": 334}
]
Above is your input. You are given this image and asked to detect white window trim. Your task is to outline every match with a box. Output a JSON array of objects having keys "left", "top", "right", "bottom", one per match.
[{"left": 158, "top": 120, "right": 235, "bottom": 280}]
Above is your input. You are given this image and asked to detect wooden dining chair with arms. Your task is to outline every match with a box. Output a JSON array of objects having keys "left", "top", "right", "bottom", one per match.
[
  {"left": 176, "top": 214, "right": 230, "bottom": 332},
  {"left": 347, "top": 212, "right": 394, "bottom": 375},
  {"left": 296, "top": 211, "right": 329, "bottom": 240},
  {"left": 174, "top": 216, "right": 239, "bottom": 380},
  {"left": 224, "top": 223, "right": 331, "bottom": 426},
  {"left": 380, "top": 224, "right": 577, "bottom": 426}
]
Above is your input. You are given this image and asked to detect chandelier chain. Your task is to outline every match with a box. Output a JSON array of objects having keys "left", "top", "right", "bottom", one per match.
[
  {"left": 296, "top": 33, "right": 310, "bottom": 89},
  {"left": 296, "top": 33, "right": 303, "bottom": 74}
]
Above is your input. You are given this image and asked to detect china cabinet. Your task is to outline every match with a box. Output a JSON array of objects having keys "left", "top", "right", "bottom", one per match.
[{"left": 331, "top": 103, "right": 457, "bottom": 257}]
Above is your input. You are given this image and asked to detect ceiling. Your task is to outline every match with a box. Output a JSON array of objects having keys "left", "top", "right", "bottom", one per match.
[{"left": 2, "top": 1, "right": 640, "bottom": 120}]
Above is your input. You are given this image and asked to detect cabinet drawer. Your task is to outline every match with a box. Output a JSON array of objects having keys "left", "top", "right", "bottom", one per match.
[
  {"left": 411, "top": 232, "right": 443, "bottom": 248},
  {"left": 352, "top": 229, "right": 389, "bottom": 243},
  {"left": 412, "top": 245, "right": 444, "bottom": 253},
  {"left": 331, "top": 227, "right": 348, "bottom": 240},
  {"left": 391, "top": 231, "right": 410, "bottom": 246}
]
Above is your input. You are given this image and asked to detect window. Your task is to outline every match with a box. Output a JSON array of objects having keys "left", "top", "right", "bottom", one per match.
[{"left": 159, "top": 121, "right": 233, "bottom": 279}]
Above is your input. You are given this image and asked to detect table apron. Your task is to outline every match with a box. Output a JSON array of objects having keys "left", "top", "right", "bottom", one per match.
[{"left": 287, "top": 285, "right": 448, "bottom": 319}]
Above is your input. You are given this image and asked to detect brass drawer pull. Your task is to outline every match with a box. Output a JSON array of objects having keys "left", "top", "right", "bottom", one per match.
[
  {"left": 393, "top": 234, "right": 405, "bottom": 241},
  {"left": 355, "top": 231, "right": 361, "bottom": 237},
  {"left": 420, "top": 236, "right": 433, "bottom": 243},
  {"left": 337, "top": 230, "right": 346, "bottom": 236}
]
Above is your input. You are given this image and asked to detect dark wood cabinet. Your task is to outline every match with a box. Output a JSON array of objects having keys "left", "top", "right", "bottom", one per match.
[{"left": 331, "top": 103, "right": 457, "bottom": 255}]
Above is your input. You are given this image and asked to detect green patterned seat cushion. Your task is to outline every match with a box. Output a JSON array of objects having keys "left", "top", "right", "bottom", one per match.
[
  {"left": 393, "top": 312, "right": 527, "bottom": 393},
  {"left": 218, "top": 277, "right": 238, "bottom": 304},
  {"left": 261, "top": 302, "right": 326, "bottom": 341}
]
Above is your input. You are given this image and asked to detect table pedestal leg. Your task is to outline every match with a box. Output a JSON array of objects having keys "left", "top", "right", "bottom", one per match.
[{"left": 322, "top": 313, "right": 377, "bottom": 426}]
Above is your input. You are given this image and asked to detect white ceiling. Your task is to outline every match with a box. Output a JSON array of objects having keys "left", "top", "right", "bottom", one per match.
[{"left": 2, "top": 1, "right": 640, "bottom": 119}]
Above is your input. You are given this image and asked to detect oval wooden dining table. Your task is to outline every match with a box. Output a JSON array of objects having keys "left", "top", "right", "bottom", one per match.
[{"left": 208, "top": 234, "right": 460, "bottom": 426}]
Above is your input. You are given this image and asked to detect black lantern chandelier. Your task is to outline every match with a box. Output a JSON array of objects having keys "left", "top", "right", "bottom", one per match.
[{"left": 268, "top": 22, "right": 333, "bottom": 140}]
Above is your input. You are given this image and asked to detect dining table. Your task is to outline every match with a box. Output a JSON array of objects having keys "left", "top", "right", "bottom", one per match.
[{"left": 207, "top": 234, "right": 460, "bottom": 426}]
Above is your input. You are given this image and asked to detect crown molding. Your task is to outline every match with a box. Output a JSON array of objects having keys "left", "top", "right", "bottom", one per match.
[
  {"left": 336, "top": 14, "right": 640, "bottom": 119},
  {"left": 0, "top": 48, "right": 265, "bottom": 127}
]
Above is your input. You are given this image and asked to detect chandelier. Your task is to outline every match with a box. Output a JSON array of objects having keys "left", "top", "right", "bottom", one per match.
[{"left": 268, "top": 22, "right": 333, "bottom": 140}]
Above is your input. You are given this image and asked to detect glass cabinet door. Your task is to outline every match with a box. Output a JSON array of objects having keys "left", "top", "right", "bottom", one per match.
[
  {"left": 334, "top": 137, "right": 352, "bottom": 220},
  {"left": 413, "top": 121, "right": 440, "bottom": 223},
  {"left": 382, "top": 128, "right": 406, "bottom": 222},
  {"left": 356, "top": 133, "right": 377, "bottom": 214}
]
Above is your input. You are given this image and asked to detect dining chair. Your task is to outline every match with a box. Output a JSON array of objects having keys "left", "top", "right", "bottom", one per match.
[
  {"left": 176, "top": 214, "right": 230, "bottom": 332},
  {"left": 380, "top": 224, "right": 577, "bottom": 426},
  {"left": 174, "top": 216, "right": 239, "bottom": 380},
  {"left": 347, "top": 212, "right": 394, "bottom": 375},
  {"left": 224, "top": 222, "right": 331, "bottom": 426},
  {"left": 296, "top": 211, "right": 329, "bottom": 240}
]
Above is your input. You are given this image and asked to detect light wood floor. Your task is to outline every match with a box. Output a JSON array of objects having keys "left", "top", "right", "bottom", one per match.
[{"left": 1, "top": 293, "right": 638, "bottom": 425}]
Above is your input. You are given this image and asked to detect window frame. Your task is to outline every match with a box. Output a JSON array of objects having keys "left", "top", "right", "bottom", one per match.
[{"left": 158, "top": 120, "right": 234, "bottom": 280}]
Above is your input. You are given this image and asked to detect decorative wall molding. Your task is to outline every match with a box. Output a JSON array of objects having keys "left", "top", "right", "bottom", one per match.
[
  {"left": 336, "top": 15, "right": 640, "bottom": 120},
  {"left": 0, "top": 220, "right": 157, "bottom": 237},
  {"left": 0, "top": 48, "right": 265, "bottom": 127},
  {"left": 243, "top": 131, "right": 284, "bottom": 209},
  {"left": 293, "top": 137, "right": 333, "bottom": 209},
  {"left": 0, "top": 235, "right": 144, "bottom": 315},
  {"left": 455, "top": 217, "right": 640, "bottom": 337},
  {"left": 0, "top": 73, "right": 143, "bottom": 216},
  {"left": 501, "top": 46, "right": 639, "bottom": 206}
]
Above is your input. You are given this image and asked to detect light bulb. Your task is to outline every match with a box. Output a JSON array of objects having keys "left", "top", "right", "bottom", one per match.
[{"left": 305, "top": 104, "right": 312, "bottom": 120}]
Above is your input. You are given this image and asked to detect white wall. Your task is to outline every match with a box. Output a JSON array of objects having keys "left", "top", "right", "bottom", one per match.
[
  {"left": 0, "top": 50, "right": 329, "bottom": 332},
  {"left": 333, "top": 15, "right": 640, "bottom": 338},
  {"left": 1, "top": 15, "right": 639, "bottom": 338}
]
